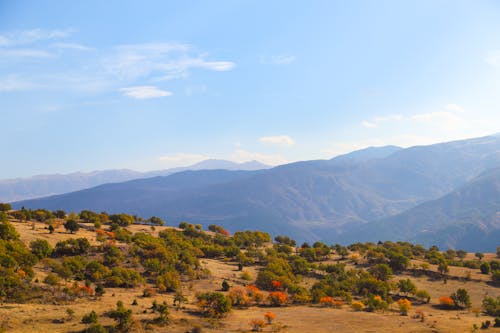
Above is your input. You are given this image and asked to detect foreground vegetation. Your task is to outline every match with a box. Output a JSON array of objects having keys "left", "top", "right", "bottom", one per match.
[{"left": 0, "top": 203, "right": 499, "bottom": 332}]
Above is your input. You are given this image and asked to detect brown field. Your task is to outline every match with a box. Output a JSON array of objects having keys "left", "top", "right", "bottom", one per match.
[{"left": 1, "top": 220, "right": 499, "bottom": 333}]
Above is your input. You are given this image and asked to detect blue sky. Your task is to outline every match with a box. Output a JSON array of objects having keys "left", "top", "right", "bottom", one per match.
[{"left": 1, "top": 0, "right": 500, "bottom": 178}]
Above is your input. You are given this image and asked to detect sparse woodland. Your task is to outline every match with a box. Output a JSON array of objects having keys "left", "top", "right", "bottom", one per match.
[{"left": 0, "top": 205, "right": 499, "bottom": 332}]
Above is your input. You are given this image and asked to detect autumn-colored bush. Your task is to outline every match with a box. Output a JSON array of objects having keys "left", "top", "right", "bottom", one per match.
[
  {"left": 268, "top": 291, "right": 288, "bottom": 306},
  {"left": 249, "top": 319, "right": 265, "bottom": 331},
  {"left": 439, "top": 296, "right": 455, "bottom": 309},
  {"left": 351, "top": 301, "right": 365, "bottom": 311},
  {"left": 264, "top": 311, "right": 276, "bottom": 324},
  {"left": 397, "top": 298, "right": 411, "bottom": 315},
  {"left": 271, "top": 280, "right": 283, "bottom": 290},
  {"left": 229, "top": 287, "right": 250, "bottom": 306},
  {"left": 246, "top": 285, "right": 265, "bottom": 304}
]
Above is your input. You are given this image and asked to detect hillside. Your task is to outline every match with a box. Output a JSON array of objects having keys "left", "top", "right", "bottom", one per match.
[
  {"left": 13, "top": 135, "right": 500, "bottom": 249},
  {"left": 0, "top": 160, "right": 269, "bottom": 202},
  {"left": 342, "top": 167, "right": 500, "bottom": 251},
  {"left": 0, "top": 211, "right": 499, "bottom": 333}
]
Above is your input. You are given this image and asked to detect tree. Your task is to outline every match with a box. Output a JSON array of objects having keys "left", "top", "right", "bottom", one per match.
[
  {"left": 48, "top": 224, "right": 55, "bottom": 234},
  {"left": 480, "top": 262, "right": 491, "bottom": 274},
  {"left": 497, "top": 246, "right": 500, "bottom": 258},
  {"left": 64, "top": 219, "right": 79, "bottom": 234},
  {"left": 30, "top": 239, "right": 52, "bottom": 259},
  {"left": 438, "top": 261, "right": 449, "bottom": 276},
  {"left": 196, "top": 292, "right": 232, "bottom": 317},
  {"left": 369, "top": 264, "right": 393, "bottom": 281},
  {"left": 148, "top": 216, "right": 164, "bottom": 226},
  {"left": 53, "top": 210, "right": 66, "bottom": 219},
  {"left": 475, "top": 252, "right": 484, "bottom": 261},
  {"left": 0, "top": 203, "right": 11, "bottom": 212},
  {"left": 397, "top": 278, "right": 416, "bottom": 296},
  {"left": 456, "top": 250, "right": 467, "bottom": 259},
  {"left": 107, "top": 301, "right": 133, "bottom": 332},
  {"left": 221, "top": 280, "right": 230, "bottom": 291},
  {"left": 0, "top": 221, "right": 20, "bottom": 240},
  {"left": 451, "top": 288, "right": 471, "bottom": 309},
  {"left": 81, "top": 310, "right": 98, "bottom": 324}
]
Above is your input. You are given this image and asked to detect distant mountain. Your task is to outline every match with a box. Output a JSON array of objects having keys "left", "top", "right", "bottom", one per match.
[
  {"left": 341, "top": 167, "right": 500, "bottom": 251},
  {"left": 0, "top": 160, "right": 269, "bottom": 202},
  {"left": 13, "top": 135, "right": 500, "bottom": 250}
]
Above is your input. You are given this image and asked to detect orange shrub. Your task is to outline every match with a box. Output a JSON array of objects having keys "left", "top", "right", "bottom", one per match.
[
  {"left": 268, "top": 291, "right": 288, "bottom": 306},
  {"left": 320, "top": 296, "right": 335, "bottom": 307},
  {"left": 247, "top": 285, "right": 264, "bottom": 304},
  {"left": 271, "top": 280, "right": 282, "bottom": 290},
  {"left": 229, "top": 287, "right": 250, "bottom": 306},
  {"left": 351, "top": 301, "right": 365, "bottom": 311},
  {"left": 264, "top": 311, "right": 276, "bottom": 324},
  {"left": 249, "top": 319, "right": 265, "bottom": 331},
  {"left": 439, "top": 296, "right": 455, "bottom": 309},
  {"left": 397, "top": 298, "right": 411, "bottom": 315}
]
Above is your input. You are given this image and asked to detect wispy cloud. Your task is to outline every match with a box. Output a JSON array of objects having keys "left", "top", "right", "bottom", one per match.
[
  {"left": 0, "top": 28, "right": 71, "bottom": 47},
  {"left": 120, "top": 86, "right": 172, "bottom": 99},
  {"left": 157, "top": 153, "right": 210, "bottom": 166},
  {"left": 259, "top": 135, "right": 295, "bottom": 146},
  {"left": 361, "top": 114, "right": 403, "bottom": 128},
  {"left": 232, "top": 149, "right": 288, "bottom": 166},
  {"left": 106, "top": 42, "right": 235, "bottom": 82},
  {"left": 51, "top": 42, "right": 93, "bottom": 51},
  {"left": 0, "top": 48, "right": 52, "bottom": 58}
]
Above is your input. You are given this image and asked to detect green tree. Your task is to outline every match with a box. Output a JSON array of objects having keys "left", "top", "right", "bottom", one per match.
[
  {"left": 64, "top": 219, "right": 80, "bottom": 234},
  {"left": 196, "top": 292, "right": 232, "bottom": 318},
  {"left": 0, "top": 203, "right": 12, "bottom": 212},
  {"left": 30, "top": 239, "right": 52, "bottom": 259},
  {"left": 0, "top": 221, "right": 20, "bottom": 240},
  {"left": 368, "top": 263, "right": 393, "bottom": 281},
  {"left": 397, "top": 278, "right": 416, "bottom": 296},
  {"left": 107, "top": 301, "right": 133, "bottom": 332},
  {"left": 81, "top": 310, "right": 98, "bottom": 324},
  {"left": 451, "top": 288, "right": 471, "bottom": 309},
  {"left": 475, "top": 252, "right": 484, "bottom": 261},
  {"left": 480, "top": 262, "right": 491, "bottom": 274}
]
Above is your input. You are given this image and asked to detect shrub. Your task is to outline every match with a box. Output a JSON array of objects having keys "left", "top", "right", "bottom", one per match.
[
  {"left": 397, "top": 298, "right": 411, "bottom": 315},
  {"left": 196, "top": 292, "right": 232, "bottom": 318},
  {"left": 107, "top": 301, "right": 133, "bottom": 332},
  {"left": 368, "top": 264, "right": 393, "bottom": 281},
  {"left": 264, "top": 311, "right": 276, "bottom": 324},
  {"left": 415, "top": 289, "right": 431, "bottom": 303},
  {"left": 249, "top": 319, "right": 265, "bottom": 331},
  {"left": 157, "top": 271, "right": 180, "bottom": 292},
  {"left": 240, "top": 271, "right": 252, "bottom": 281},
  {"left": 268, "top": 291, "right": 288, "bottom": 306},
  {"left": 480, "top": 262, "right": 491, "bottom": 274},
  {"left": 482, "top": 296, "right": 500, "bottom": 316},
  {"left": 81, "top": 310, "right": 98, "bottom": 324},
  {"left": 221, "top": 280, "right": 230, "bottom": 291},
  {"left": 228, "top": 287, "right": 250, "bottom": 307},
  {"left": 351, "top": 301, "right": 365, "bottom": 311},
  {"left": 64, "top": 219, "right": 80, "bottom": 234},
  {"left": 439, "top": 296, "right": 455, "bottom": 309}
]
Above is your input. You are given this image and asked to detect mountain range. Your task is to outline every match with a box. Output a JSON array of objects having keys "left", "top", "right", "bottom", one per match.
[
  {"left": 0, "top": 159, "right": 269, "bottom": 202},
  {"left": 11, "top": 134, "right": 500, "bottom": 251}
]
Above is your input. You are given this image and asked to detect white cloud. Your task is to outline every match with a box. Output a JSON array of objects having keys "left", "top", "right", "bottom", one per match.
[
  {"left": 361, "top": 114, "right": 403, "bottom": 128},
  {"left": 106, "top": 42, "right": 235, "bottom": 82},
  {"left": 259, "top": 135, "right": 295, "bottom": 146},
  {"left": 120, "top": 86, "right": 172, "bottom": 99},
  {"left": 0, "top": 48, "right": 52, "bottom": 58},
  {"left": 157, "top": 153, "right": 210, "bottom": 166},
  {"left": 232, "top": 149, "right": 288, "bottom": 166},
  {"left": 0, "top": 28, "right": 71, "bottom": 46},
  {"left": 51, "top": 42, "right": 93, "bottom": 51},
  {"left": 485, "top": 50, "right": 500, "bottom": 67}
]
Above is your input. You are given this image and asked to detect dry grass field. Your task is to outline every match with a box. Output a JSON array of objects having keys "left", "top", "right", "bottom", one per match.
[{"left": 1, "top": 220, "right": 499, "bottom": 333}]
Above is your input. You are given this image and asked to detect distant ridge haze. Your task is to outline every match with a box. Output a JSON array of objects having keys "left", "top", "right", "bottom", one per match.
[{"left": 0, "top": 159, "right": 269, "bottom": 202}]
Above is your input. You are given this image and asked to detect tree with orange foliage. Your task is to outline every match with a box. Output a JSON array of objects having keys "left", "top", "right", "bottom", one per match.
[
  {"left": 264, "top": 311, "right": 276, "bottom": 324},
  {"left": 246, "top": 285, "right": 264, "bottom": 304},
  {"left": 228, "top": 286, "right": 250, "bottom": 306},
  {"left": 268, "top": 291, "right": 287, "bottom": 306},
  {"left": 271, "top": 280, "right": 282, "bottom": 290}
]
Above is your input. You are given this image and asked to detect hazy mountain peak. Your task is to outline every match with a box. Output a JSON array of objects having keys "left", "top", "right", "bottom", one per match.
[{"left": 330, "top": 145, "right": 402, "bottom": 163}]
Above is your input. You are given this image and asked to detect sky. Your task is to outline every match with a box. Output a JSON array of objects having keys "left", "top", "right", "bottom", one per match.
[{"left": 1, "top": 0, "right": 500, "bottom": 179}]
